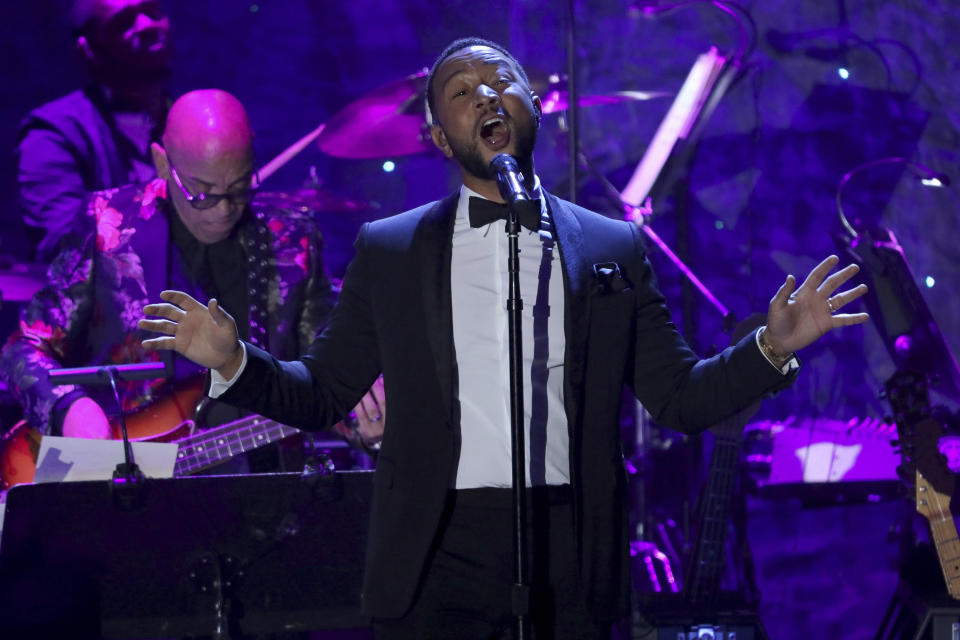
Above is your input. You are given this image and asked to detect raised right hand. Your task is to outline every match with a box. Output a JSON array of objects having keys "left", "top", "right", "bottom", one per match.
[{"left": 138, "top": 290, "right": 243, "bottom": 378}]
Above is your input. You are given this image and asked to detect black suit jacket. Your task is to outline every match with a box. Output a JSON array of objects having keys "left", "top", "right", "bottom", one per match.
[{"left": 221, "top": 191, "right": 795, "bottom": 620}]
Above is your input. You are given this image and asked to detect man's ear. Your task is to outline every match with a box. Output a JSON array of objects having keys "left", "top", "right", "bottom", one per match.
[
  {"left": 151, "top": 142, "right": 170, "bottom": 178},
  {"left": 430, "top": 125, "right": 453, "bottom": 159},
  {"left": 532, "top": 93, "right": 542, "bottom": 129}
]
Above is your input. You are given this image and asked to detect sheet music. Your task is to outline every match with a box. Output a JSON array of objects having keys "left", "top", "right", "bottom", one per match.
[{"left": 33, "top": 436, "right": 178, "bottom": 483}]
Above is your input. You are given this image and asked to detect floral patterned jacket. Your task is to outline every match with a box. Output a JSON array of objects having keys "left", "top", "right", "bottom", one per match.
[{"left": 0, "top": 179, "right": 334, "bottom": 434}]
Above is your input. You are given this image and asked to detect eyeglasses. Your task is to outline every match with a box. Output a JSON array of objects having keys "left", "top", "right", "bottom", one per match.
[{"left": 168, "top": 160, "right": 258, "bottom": 210}]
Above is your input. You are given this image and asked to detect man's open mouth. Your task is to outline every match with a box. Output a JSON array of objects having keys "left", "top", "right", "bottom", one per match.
[{"left": 480, "top": 116, "right": 509, "bottom": 148}]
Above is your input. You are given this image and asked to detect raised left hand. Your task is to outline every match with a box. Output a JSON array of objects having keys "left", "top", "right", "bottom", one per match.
[{"left": 763, "top": 255, "right": 869, "bottom": 357}]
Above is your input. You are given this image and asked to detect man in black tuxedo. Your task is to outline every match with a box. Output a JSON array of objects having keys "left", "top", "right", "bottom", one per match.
[{"left": 139, "top": 38, "right": 869, "bottom": 639}]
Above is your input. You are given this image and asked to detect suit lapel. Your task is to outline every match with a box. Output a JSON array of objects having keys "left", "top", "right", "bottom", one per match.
[
  {"left": 417, "top": 193, "right": 459, "bottom": 423},
  {"left": 545, "top": 192, "right": 593, "bottom": 562},
  {"left": 545, "top": 192, "right": 590, "bottom": 426}
]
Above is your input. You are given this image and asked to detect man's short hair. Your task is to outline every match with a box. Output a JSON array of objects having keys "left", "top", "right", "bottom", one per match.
[{"left": 425, "top": 37, "right": 530, "bottom": 126}]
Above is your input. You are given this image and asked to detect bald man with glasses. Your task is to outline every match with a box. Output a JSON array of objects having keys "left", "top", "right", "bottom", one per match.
[{"left": 1, "top": 89, "right": 383, "bottom": 471}]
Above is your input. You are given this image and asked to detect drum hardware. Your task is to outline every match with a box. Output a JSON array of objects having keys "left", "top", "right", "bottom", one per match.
[{"left": 253, "top": 184, "right": 371, "bottom": 216}]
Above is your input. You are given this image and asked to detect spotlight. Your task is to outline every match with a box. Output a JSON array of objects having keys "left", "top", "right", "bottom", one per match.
[{"left": 382, "top": 161, "right": 396, "bottom": 173}]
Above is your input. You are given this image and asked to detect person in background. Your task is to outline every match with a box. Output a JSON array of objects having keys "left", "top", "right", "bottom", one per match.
[
  {"left": 2, "top": 89, "right": 382, "bottom": 474},
  {"left": 16, "top": 0, "right": 173, "bottom": 261}
]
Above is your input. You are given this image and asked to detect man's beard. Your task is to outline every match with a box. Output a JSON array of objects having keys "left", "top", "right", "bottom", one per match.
[{"left": 445, "top": 118, "right": 538, "bottom": 182}]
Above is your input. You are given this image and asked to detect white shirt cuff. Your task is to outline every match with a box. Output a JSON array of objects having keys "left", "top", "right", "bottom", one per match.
[
  {"left": 755, "top": 330, "right": 800, "bottom": 375},
  {"left": 208, "top": 342, "right": 248, "bottom": 398}
]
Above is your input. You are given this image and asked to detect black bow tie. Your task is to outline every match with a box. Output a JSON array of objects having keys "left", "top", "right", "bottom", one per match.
[{"left": 468, "top": 197, "right": 542, "bottom": 231}]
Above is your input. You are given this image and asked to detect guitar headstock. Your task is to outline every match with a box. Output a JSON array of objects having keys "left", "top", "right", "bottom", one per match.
[
  {"left": 885, "top": 371, "right": 955, "bottom": 497},
  {"left": 885, "top": 370, "right": 930, "bottom": 427}
]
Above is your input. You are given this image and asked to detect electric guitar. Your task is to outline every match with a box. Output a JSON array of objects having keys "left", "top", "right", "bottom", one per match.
[
  {"left": 684, "top": 315, "right": 765, "bottom": 606},
  {"left": 0, "top": 377, "right": 311, "bottom": 490},
  {"left": 885, "top": 370, "right": 960, "bottom": 599},
  {"left": 684, "top": 400, "right": 760, "bottom": 606}
]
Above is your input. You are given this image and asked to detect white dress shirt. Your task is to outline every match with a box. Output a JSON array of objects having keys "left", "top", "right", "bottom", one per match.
[
  {"left": 451, "top": 181, "right": 569, "bottom": 489},
  {"left": 212, "top": 180, "right": 571, "bottom": 489}
]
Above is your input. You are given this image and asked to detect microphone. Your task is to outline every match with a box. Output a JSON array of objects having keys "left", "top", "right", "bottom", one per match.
[{"left": 490, "top": 154, "right": 530, "bottom": 204}]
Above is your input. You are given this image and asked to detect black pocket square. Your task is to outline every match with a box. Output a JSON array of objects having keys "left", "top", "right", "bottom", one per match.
[{"left": 593, "top": 262, "right": 631, "bottom": 295}]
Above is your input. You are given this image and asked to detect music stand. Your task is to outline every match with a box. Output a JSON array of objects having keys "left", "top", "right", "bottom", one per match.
[{"left": 0, "top": 470, "right": 372, "bottom": 638}]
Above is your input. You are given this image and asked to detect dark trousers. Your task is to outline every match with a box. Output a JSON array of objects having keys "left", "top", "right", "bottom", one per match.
[{"left": 372, "top": 485, "right": 610, "bottom": 640}]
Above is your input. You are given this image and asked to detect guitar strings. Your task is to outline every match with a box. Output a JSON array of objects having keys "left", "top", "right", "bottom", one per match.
[
  {"left": 173, "top": 415, "right": 297, "bottom": 470},
  {"left": 925, "top": 472, "right": 960, "bottom": 592},
  {"left": 174, "top": 431, "right": 291, "bottom": 471},
  {"left": 176, "top": 421, "right": 291, "bottom": 456}
]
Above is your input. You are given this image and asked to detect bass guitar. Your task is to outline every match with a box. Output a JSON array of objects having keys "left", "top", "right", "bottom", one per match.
[{"left": 0, "top": 377, "right": 322, "bottom": 490}]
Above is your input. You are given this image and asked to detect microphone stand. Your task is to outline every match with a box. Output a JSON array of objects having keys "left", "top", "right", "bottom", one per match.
[
  {"left": 566, "top": 0, "right": 579, "bottom": 203},
  {"left": 492, "top": 156, "right": 532, "bottom": 639}
]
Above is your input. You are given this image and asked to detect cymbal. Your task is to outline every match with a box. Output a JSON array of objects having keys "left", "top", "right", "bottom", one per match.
[
  {"left": 316, "top": 70, "right": 433, "bottom": 159},
  {"left": 253, "top": 186, "right": 370, "bottom": 214},
  {"left": 540, "top": 89, "right": 671, "bottom": 113},
  {"left": 316, "top": 68, "right": 670, "bottom": 160}
]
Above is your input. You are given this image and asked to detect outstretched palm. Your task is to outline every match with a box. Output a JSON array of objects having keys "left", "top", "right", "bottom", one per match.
[
  {"left": 764, "top": 255, "right": 870, "bottom": 356},
  {"left": 139, "top": 290, "right": 242, "bottom": 374}
]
